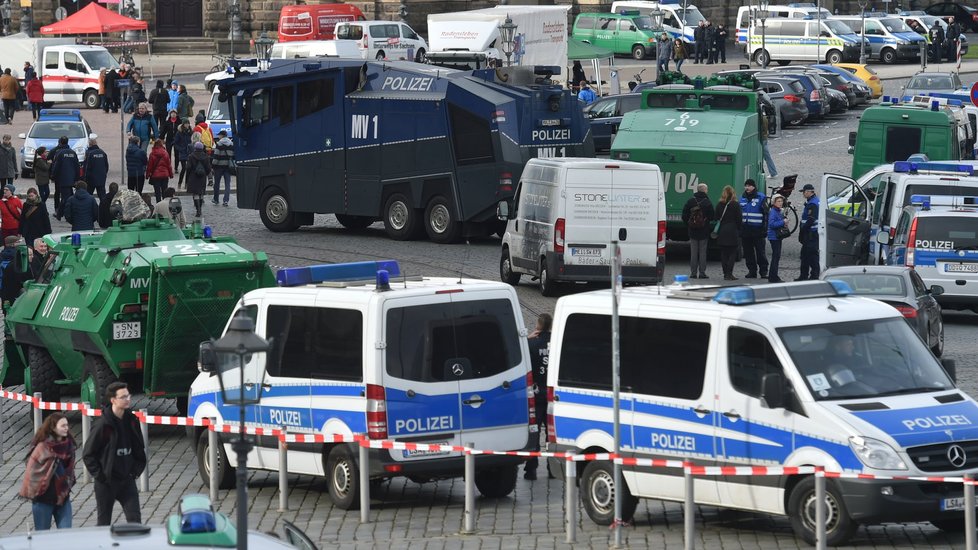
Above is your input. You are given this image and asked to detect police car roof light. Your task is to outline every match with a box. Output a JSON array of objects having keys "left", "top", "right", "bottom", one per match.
[
  {"left": 376, "top": 269, "right": 391, "bottom": 291},
  {"left": 882, "top": 95, "right": 891, "bottom": 102},
  {"left": 179, "top": 494, "right": 217, "bottom": 534},
  {"left": 276, "top": 260, "right": 401, "bottom": 287},
  {"left": 893, "top": 161, "right": 974, "bottom": 175},
  {"left": 713, "top": 280, "right": 853, "bottom": 306},
  {"left": 931, "top": 100, "right": 940, "bottom": 111},
  {"left": 910, "top": 194, "right": 932, "bottom": 209},
  {"left": 713, "top": 287, "right": 755, "bottom": 305}
]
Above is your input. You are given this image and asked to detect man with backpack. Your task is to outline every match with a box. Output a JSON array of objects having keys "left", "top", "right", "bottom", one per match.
[
  {"left": 682, "top": 183, "right": 715, "bottom": 279},
  {"left": 192, "top": 113, "right": 214, "bottom": 154}
]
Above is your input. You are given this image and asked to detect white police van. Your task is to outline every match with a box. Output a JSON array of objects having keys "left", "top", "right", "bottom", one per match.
[
  {"left": 188, "top": 261, "right": 536, "bottom": 509},
  {"left": 735, "top": 2, "right": 833, "bottom": 50},
  {"left": 609, "top": 1, "right": 707, "bottom": 43},
  {"left": 886, "top": 194, "right": 978, "bottom": 313},
  {"left": 546, "top": 280, "right": 970, "bottom": 545},
  {"left": 834, "top": 14, "right": 926, "bottom": 64}
]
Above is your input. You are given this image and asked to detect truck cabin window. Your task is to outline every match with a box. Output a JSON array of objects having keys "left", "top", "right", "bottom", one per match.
[
  {"left": 884, "top": 127, "right": 921, "bottom": 163},
  {"left": 242, "top": 88, "right": 270, "bottom": 127}
]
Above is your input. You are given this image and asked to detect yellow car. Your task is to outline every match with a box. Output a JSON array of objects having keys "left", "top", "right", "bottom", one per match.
[{"left": 832, "top": 63, "right": 883, "bottom": 99}]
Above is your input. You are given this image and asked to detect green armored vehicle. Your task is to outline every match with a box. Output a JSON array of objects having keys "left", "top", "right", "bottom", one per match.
[{"left": 3, "top": 212, "right": 275, "bottom": 413}]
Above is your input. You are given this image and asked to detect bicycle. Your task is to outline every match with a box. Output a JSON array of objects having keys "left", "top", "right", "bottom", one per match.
[
  {"left": 767, "top": 174, "right": 800, "bottom": 235},
  {"left": 117, "top": 46, "right": 136, "bottom": 68},
  {"left": 211, "top": 54, "right": 229, "bottom": 73}
]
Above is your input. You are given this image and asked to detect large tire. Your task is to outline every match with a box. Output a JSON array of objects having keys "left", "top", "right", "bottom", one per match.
[
  {"left": 259, "top": 188, "right": 301, "bottom": 232},
  {"left": 415, "top": 48, "right": 427, "bottom": 63},
  {"left": 880, "top": 48, "right": 896, "bottom": 64},
  {"left": 931, "top": 319, "right": 945, "bottom": 358},
  {"left": 28, "top": 346, "right": 61, "bottom": 404},
  {"left": 826, "top": 49, "right": 843, "bottom": 65},
  {"left": 196, "top": 430, "right": 235, "bottom": 490},
  {"left": 326, "top": 446, "right": 360, "bottom": 510},
  {"left": 335, "top": 214, "right": 375, "bottom": 231},
  {"left": 500, "top": 247, "right": 521, "bottom": 286},
  {"left": 539, "top": 261, "right": 558, "bottom": 297},
  {"left": 424, "top": 195, "right": 462, "bottom": 244},
  {"left": 787, "top": 476, "right": 858, "bottom": 546},
  {"left": 475, "top": 465, "right": 518, "bottom": 498},
  {"left": 755, "top": 49, "right": 771, "bottom": 67},
  {"left": 580, "top": 460, "right": 638, "bottom": 526},
  {"left": 631, "top": 45, "right": 646, "bottom": 61},
  {"left": 83, "top": 89, "right": 100, "bottom": 109},
  {"left": 79, "top": 355, "right": 117, "bottom": 410},
  {"left": 383, "top": 193, "right": 422, "bottom": 241}
]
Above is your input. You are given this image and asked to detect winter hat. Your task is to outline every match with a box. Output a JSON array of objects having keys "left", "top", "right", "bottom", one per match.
[
  {"left": 801, "top": 184, "right": 815, "bottom": 192},
  {"left": 195, "top": 113, "right": 205, "bottom": 123},
  {"left": 194, "top": 142, "right": 204, "bottom": 150},
  {"left": 4, "top": 236, "right": 19, "bottom": 247}
]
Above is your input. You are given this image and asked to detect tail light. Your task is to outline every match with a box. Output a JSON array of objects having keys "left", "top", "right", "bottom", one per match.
[
  {"left": 810, "top": 90, "right": 821, "bottom": 101},
  {"left": 554, "top": 217, "right": 565, "bottom": 254},
  {"left": 498, "top": 172, "right": 513, "bottom": 193},
  {"left": 366, "top": 384, "right": 388, "bottom": 439},
  {"left": 784, "top": 94, "right": 800, "bottom": 103},
  {"left": 870, "top": 75, "right": 880, "bottom": 81},
  {"left": 492, "top": 110, "right": 506, "bottom": 123},
  {"left": 894, "top": 305, "right": 918, "bottom": 318},
  {"left": 657, "top": 220, "right": 666, "bottom": 257},
  {"left": 905, "top": 217, "right": 918, "bottom": 268},
  {"left": 526, "top": 372, "right": 537, "bottom": 427},
  {"left": 972, "top": 13, "right": 978, "bottom": 22},
  {"left": 362, "top": 37, "right": 369, "bottom": 50},
  {"left": 546, "top": 386, "right": 556, "bottom": 443}
]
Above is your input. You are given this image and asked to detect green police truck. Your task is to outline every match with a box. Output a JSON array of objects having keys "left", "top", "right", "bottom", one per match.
[{"left": 610, "top": 82, "right": 764, "bottom": 241}]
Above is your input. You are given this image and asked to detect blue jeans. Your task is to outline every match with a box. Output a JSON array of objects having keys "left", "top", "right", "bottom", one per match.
[
  {"left": 675, "top": 58, "right": 684, "bottom": 73},
  {"left": 768, "top": 238, "right": 782, "bottom": 282},
  {"left": 213, "top": 168, "right": 232, "bottom": 204},
  {"left": 32, "top": 499, "right": 72, "bottom": 530},
  {"left": 762, "top": 140, "right": 777, "bottom": 177}
]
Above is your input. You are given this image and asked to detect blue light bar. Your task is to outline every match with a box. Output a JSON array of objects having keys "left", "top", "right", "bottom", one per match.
[
  {"left": 893, "top": 161, "right": 975, "bottom": 175},
  {"left": 827, "top": 280, "right": 854, "bottom": 296},
  {"left": 909, "top": 194, "right": 930, "bottom": 206},
  {"left": 713, "top": 287, "right": 755, "bottom": 305},
  {"left": 277, "top": 260, "right": 401, "bottom": 287},
  {"left": 714, "top": 281, "right": 854, "bottom": 306}
]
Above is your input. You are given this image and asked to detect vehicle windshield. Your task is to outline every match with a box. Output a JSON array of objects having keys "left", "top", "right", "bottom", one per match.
[
  {"left": 28, "top": 122, "right": 87, "bottom": 139},
  {"left": 632, "top": 16, "right": 654, "bottom": 30},
  {"left": 208, "top": 93, "right": 231, "bottom": 120},
  {"left": 907, "top": 75, "right": 954, "bottom": 89},
  {"left": 917, "top": 216, "right": 978, "bottom": 252},
  {"left": 919, "top": 16, "right": 947, "bottom": 30},
  {"left": 79, "top": 50, "right": 120, "bottom": 71},
  {"left": 779, "top": 318, "right": 953, "bottom": 401},
  {"left": 824, "top": 20, "right": 856, "bottom": 36},
  {"left": 824, "top": 273, "right": 906, "bottom": 296},
  {"left": 881, "top": 18, "right": 913, "bottom": 33},
  {"left": 677, "top": 8, "right": 705, "bottom": 26}
]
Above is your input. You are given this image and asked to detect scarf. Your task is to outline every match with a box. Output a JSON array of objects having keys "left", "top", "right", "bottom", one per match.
[{"left": 19, "top": 436, "right": 76, "bottom": 505}]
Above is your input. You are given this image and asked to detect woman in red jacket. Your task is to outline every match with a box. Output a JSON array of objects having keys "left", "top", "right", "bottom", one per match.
[
  {"left": 25, "top": 75, "right": 45, "bottom": 121},
  {"left": 0, "top": 185, "right": 24, "bottom": 239},
  {"left": 145, "top": 139, "right": 174, "bottom": 203}
]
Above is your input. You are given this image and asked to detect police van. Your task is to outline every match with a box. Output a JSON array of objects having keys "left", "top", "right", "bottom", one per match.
[
  {"left": 834, "top": 14, "right": 926, "bottom": 63},
  {"left": 746, "top": 17, "right": 862, "bottom": 66},
  {"left": 189, "top": 261, "right": 536, "bottom": 509},
  {"left": 546, "top": 280, "right": 969, "bottom": 545},
  {"left": 735, "top": 3, "right": 832, "bottom": 49},
  {"left": 885, "top": 195, "right": 978, "bottom": 313}
]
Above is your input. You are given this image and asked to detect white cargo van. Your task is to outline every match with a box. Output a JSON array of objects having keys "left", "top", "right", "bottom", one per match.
[
  {"left": 0, "top": 37, "right": 119, "bottom": 108},
  {"left": 269, "top": 39, "right": 362, "bottom": 59},
  {"left": 547, "top": 280, "right": 969, "bottom": 545},
  {"left": 497, "top": 158, "right": 666, "bottom": 296},
  {"left": 334, "top": 20, "right": 428, "bottom": 62}
]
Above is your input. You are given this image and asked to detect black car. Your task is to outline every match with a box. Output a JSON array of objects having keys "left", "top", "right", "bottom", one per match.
[
  {"left": 925, "top": 2, "right": 978, "bottom": 32},
  {"left": 582, "top": 93, "right": 642, "bottom": 151},
  {"left": 817, "top": 72, "right": 862, "bottom": 107},
  {"left": 821, "top": 265, "right": 945, "bottom": 356},
  {"left": 757, "top": 77, "right": 810, "bottom": 127}
]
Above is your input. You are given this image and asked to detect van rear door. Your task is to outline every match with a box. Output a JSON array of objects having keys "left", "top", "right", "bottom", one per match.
[
  {"left": 611, "top": 164, "right": 660, "bottom": 272},
  {"left": 819, "top": 173, "right": 873, "bottom": 269},
  {"left": 563, "top": 166, "right": 616, "bottom": 268}
]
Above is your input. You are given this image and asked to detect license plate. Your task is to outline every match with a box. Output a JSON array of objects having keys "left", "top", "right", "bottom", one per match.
[
  {"left": 113, "top": 322, "right": 141, "bottom": 340},
  {"left": 571, "top": 247, "right": 602, "bottom": 257},
  {"left": 540, "top": 119, "right": 561, "bottom": 127},
  {"left": 945, "top": 263, "right": 978, "bottom": 273},
  {"left": 402, "top": 443, "right": 451, "bottom": 458},
  {"left": 941, "top": 497, "right": 968, "bottom": 511}
]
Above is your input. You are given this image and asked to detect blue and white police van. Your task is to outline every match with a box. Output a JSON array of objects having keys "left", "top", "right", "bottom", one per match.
[
  {"left": 885, "top": 194, "right": 978, "bottom": 313},
  {"left": 834, "top": 14, "right": 926, "bottom": 64},
  {"left": 546, "top": 280, "right": 971, "bottom": 545},
  {"left": 188, "top": 261, "right": 536, "bottom": 509}
]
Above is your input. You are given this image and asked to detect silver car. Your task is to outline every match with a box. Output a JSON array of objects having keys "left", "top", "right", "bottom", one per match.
[{"left": 901, "top": 71, "right": 964, "bottom": 99}]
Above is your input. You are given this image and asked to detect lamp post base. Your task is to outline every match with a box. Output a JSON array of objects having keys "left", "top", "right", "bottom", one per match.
[{"left": 232, "top": 434, "right": 253, "bottom": 550}]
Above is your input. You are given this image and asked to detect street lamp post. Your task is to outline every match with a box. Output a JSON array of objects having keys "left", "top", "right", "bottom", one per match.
[
  {"left": 0, "top": 0, "right": 11, "bottom": 36},
  {"left": 254, "top": 31, "right": 274, "bottom": 72},
  {"left": 759, "top": 0, "right": 769, "bottom": 68},
  {"left": 498, "top": 15, "right": 517, "bottom": 67},
  {"left": 227, "top": 0, "right": 242, "bottom": 58},
  {"left": 858, "top": 0, "right": 869, "bottom": 65},
  {"left": 203, "top": 311, "right": 271, "bottom": 550},
  {"left": 816, "top": 0, "right": 822, "bottom": 63},
  {"left": 20, "top": 3, "right": 31, "bottom": 36}
]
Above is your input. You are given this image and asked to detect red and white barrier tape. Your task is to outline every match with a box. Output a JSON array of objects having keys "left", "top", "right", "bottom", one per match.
[
  {"left": 567, "top": 452, "right": 616, "bottom": 462},
  {"left": 686, "top": 465, "right": 818, "bottom": 476},
  {"left": 209, "top": 423, "right": 282, "bottom": 437},
  {"left": 362, "top": 439, "right": 467, "bottom": 453},
  {"left": 616, "top": 457, "right": 689, "bottom": 469},
  {"left": 821, "top": 470, "right": 966, "bottom": 483},
  {"left": 0, "top": 390, "right": 35, "bottom": 403},
  {"left": 36, "top": 401, "right": 89, "bottom": 411},
  {"left": 280, "top": 433, "right": 361, "bottom": 444},
  {"left": 135, "top": 412, "right": 211, "bottom": 427}
]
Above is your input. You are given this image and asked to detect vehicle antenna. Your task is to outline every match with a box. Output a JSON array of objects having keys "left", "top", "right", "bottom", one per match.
[{"left": 458, "top": 240, "right": 471, "bottom": 284}]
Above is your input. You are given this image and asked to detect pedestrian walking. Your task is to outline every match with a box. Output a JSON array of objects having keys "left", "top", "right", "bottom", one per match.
[
  {"left": 716, "top": 24, "right": 728, "bottom": 63},
  {"left": 125, "top": 136, "right": 148, "bottom": 194},
  {"left": 211, "top": 130, "right": 234, "bottom": 207},
  {"left": 50, "top": 137, "right": 80, "bottom": 220},
  {"left": 83, "top": 138, "right": 110, "bottom": 201},
  {"left": 176, "top": 85, "right": 195, "bottom": 121},
  {"left": 160, "top": 110, "right": 180, "bottom": 170},
  {"left": 767, "top": 195, "right": 787, "bottom": 283},
  {"left": 19, "top": 412, "right": 77, "bottom": 531},
  {"left": 146, "top": 139, "right": 174, "bottom": 203},
  {"left": 63, "top": 181, "right": 98, "bottom": 231},
  {"left": 715, "top": 184, "right": 743, "bottom": 281},
  {"left": 0, "top": 69, "right": 20, "bottom": 123},
  {"left": 166, "top": 81, "right": 180, "bottom": 113},
  {"left": 929, "top": 21, "right": 945, "bottom": 62},
  {"left": 174, "top": 120, "right": 193, "bottom": 188},
  {"left": 192, "top": 113, "right": 214, "bottom": 155},
  {"left": 522, "top": 312, "right": 552, "bottom": 481},
  {"left": 0, "top": 134, "right": 16, "bottom": 188},
  {"left": 577, "top": 81, "right": 597, "bottom": 105},
  {"left": 682, "top": 183, "right": 715, "bottom": 278},
  {"left": 148, "top": 80, "right": 168, "bottom": 128},
  {"left": 0, "top": 185, "right": 23, "bottom": 239},
  {"left": 760, "top": 109, "right": 777, "bottom": 178},
  {"left": 739, "top": 179, "right": 769, "bottom": 279},
  {"left": 672, "top": 38, "right": 688, "bottom": 73},
  {"left": 20, "top": 187, "right": 51, "bottom": 250},
  {"left": 186, "top": 142, "right": 212, "bottom": 218},
  {"left": 82, "top": 382, "right": 146, "bottom": 526},
  {"left": 693, "top": 21, "right": 706, "bottom": 63},
  {"left": 153, "top": 187, "right": 187, "bottom": 227},
  {"left": 127, "top": 103, "right": 159, "bottom": 154},
  {"left": 33, "top": 148, "right": 51, "bottom": 204},
  {"left": 656, "top": 33, "right": 672, "bottom": 75},
  {"left": 797, "top": 183, "right": 820, "bottom": 280},
  {"left": 26, "top": 75, "right": 45, "bottom": 120}
]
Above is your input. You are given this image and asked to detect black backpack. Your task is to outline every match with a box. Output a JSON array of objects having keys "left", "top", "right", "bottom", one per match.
[
  {"left": 688, "top": 200, "right": 707, "bottom": 229},
  {"left": 193, "top": 157, "right": 206, "bottom": 177}
]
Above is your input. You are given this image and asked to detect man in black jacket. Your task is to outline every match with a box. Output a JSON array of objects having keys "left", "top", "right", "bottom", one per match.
[
  {"left": 682, "top": 183, "right": 716, "bottom": 278},
  {"left": 522, "top": 312, "right": 552, "bottom": 481},
  {"left": 83, "top": 138, "right": 109, "bottom": 201},
  {"left": 693, "top": 21, "right": 706, "bottom": 64},
  {"left": 83, "top": 381, "right": 146, "bottom": 526}
]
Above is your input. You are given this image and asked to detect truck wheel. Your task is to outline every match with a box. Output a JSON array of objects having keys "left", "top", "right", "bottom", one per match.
[
  {"left": 881, "top": 48, "right": 897, "bottom": 64},
  {"left": 383, "top": 193, "right": 421, "bottom": 240},
  {"left": 580, "top": 460, "right": 638, "bottom": 526},
  {"left": 376, "top": 50, "right": 386, "bottom": 61},
  {"left": 539, "top": 262, "right": 558, "bottom": 297},
  {"left": 826, "top": 50, "right": 843, "bottom": 64},
  {"left": 500, "top": 248, "right": 521, "bottom": 286},
  {"left": 80, "top": 355, "right": 117, "bottom": 410},
  {"left": 631, "top": 45, "right": 646, "bottom": 61},
  {"left": 787, "top": 476, "right": 857, "bottom": 546},
  {"left": 83, "top": 89, "right": 100, "bottom": 109},
  {"left": 754, "top": 49, "right": 771, "bottom": 67},
  {"left": 326, "top": 446, "right": 360, "bottom": 510},
  {"left": 415, "top": 48, "right": 427, "bottom": 63},
  {"left": 424, "top": 196, "right": 462, "bottom": 244},
  {"left": 28, "top": 346, "right": 61, "bottom": 404},
  {"left": 335, "top": 214, "right": 374, "bottom": 231},
  {"left": 259, "top": 188, "right": 300, "bottom": 232},
  {"left": 475, "top": 465, "right": 518, "bottom": 498},
  {"left": 197, "top": 430, "right": 235, "bottom": 489}
]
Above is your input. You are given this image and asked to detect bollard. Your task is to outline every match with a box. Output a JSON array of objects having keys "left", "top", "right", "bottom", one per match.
[
  {"left": 815, "top": 472, "right": 826, "bottom": 550},
  {"left": 462, "top": 442, "right": 476, "bottom": 534},
  {"left": 683, "top": 468, "right": 695, "bottom": 550},
  {"left": 0, "top": 393, "right": 5, "bottom": 463},
  {"left": 81, "top": 412, "right": 91, "bottom": 483},
  {"left": 966, "top": 476, "right": 976, "bottom": 550},
  {"left": 359, "top": 440, "right": 370, "bottom": 523},
  {"left": 278, "top": 429, "right": 288, "bottom": 512},
  {"left": 208, "top": 422, "right": 218, "bottom": 502},
  {"left": 565, "top": 459, "right": 577, "bottom": 544},
  {"left": 139, "top": 409, "right": 149, "bottom": 492},
  {"left": 32, "top": 392, "right": 41, "bottom": 433}
]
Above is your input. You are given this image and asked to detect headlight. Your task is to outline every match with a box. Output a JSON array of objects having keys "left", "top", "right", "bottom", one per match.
[
  {"left": 849, "top": 436, "right": 907, "bottom": 470},
  {"left": 24, "top": 146, "right": 35, "bottom": 157},
  {"left": 74, "top": 147, "right": 86, "bottom": 155}
]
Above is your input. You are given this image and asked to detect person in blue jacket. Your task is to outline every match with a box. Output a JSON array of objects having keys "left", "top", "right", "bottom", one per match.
[
  {"left": 797, "top": 183, "right": 820, "bottom": 281},
  {"left": 126, "top": 103, "right": 159, "bottom": 153},
  {"left": 125, "top": 136, "right": 148, "bottom": 194},
  {"left": 166, "top": 81, "right": 180, "bottom": 113},
  {"left": 50, "top": 137, "right": 80, "bottom": 221},
  {"left": 766, "top": 195, "right": 787, "bottom": 283},
  {"left": 63, "top": 181, "right": 99, "bottom": 231},
  {"left": 82, "top": 138, "right": 110, "bottom": 201},
  {"left": 738, "top": 179, "right": 768, "bottom": 279}
]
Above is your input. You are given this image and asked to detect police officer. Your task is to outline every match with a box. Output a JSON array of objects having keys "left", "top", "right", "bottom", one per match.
[
  {"left": 797, "top": 183, "right": 820, "bottom": 281},
  {"left": 945, "top": 16, "right": 961, "bottom": 63},
  {"left": 83, "top": 137, "right": 110, "bottom": 201},
  {"left": 49, "top": 136, "right": 79, "bottom": 221},
  {"left": 523, "top": 313, "right": 552, "bottom": 481},
  {"left": 739, "top": 179, "right": 768, "bottom": 279},
  {"left": 693, "top": 21, "right": 706, "bottom": 64},
  {"left": 929, "top": 21, "right": 945, "bottom": 62}
]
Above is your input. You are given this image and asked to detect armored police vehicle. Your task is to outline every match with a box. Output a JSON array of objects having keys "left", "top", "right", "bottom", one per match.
[
  {"left": 547, "top": 280, "right": 967, "bottom": 545},
  {"left": 189, "top": 261, "right": 537, "bottom": 509},
  {"left": 217, "top": 59, "right": 594, "bottom": 243}
]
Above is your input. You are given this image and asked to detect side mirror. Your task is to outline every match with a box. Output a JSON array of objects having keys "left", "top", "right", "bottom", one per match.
[
  {"left": 760, "top": 373, "right": 786, "bottom": 409},
  {"left": 89, "top": 133, "right": 98, "bottom": 140},
  {"left": 496, "top": 200, "right": 511, "bottom": 221},
  {"left": 876, "top": 231, "right": 890, "bottom": 245},
  {"left": 820, "top": 31, "right": 830, "bottom": 37},
  {"left": 848, "top": 131, "right": 857, "bottom": 147},
  {"left": 198, "top": 341, "right": 216, "bottom": 374},
  {"left": 17, "top": 133, "right": 26, "bottom": 139},
  {"left": 941, "top": 358, "right": 957, "bottom": 383},
  {"left": 930, "top": 284, "right": 944, "bottom": 296}
]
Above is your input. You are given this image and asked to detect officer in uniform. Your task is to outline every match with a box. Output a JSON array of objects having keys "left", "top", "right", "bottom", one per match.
[
  {"left": 523, "top": 313, "right": 552, "bottom": 481},
  {"left": 797, "top": 183, "right": 820, "bottom": 281},
  {"left": 739, "top": 179, "right": 769, "bottom": 279}
]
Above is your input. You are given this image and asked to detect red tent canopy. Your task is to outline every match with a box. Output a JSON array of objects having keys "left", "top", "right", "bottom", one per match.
[{"left": 40, "top": 2, "right": 148, "bottom": 35}]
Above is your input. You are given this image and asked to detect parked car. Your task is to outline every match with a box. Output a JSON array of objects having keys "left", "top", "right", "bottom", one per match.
[
  {"left": 757, "top": 76, "right": 810, "bottom": 127},
  {"left": 925, "top": 2, "right": 978, "bottom": 32},
  {"left": 811, "top": 64, "right": 873, "bottom": 104},
  {"left": 582, "top": 92, "right": 642, "bottom": 151},
  {"left": 17, "top": 109, "right": 96, "bottom": 178},
  {"left": 825, "top": 86, "right": 850, "bottom": 113},
  {"left": 831, "top": 63, "right": 883, "bottom": 98},
  {"left": 821, "top": 265, "right": 945, "bottom": 356},
  {"left": 756, "top": 70, "right": 830, "bottom": 119},
  {"left": 901, "top": 71, "right": 964, "bottom": 99},
  {"left": 818, "top": 71, "right": 863, "bottom": 106}
]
